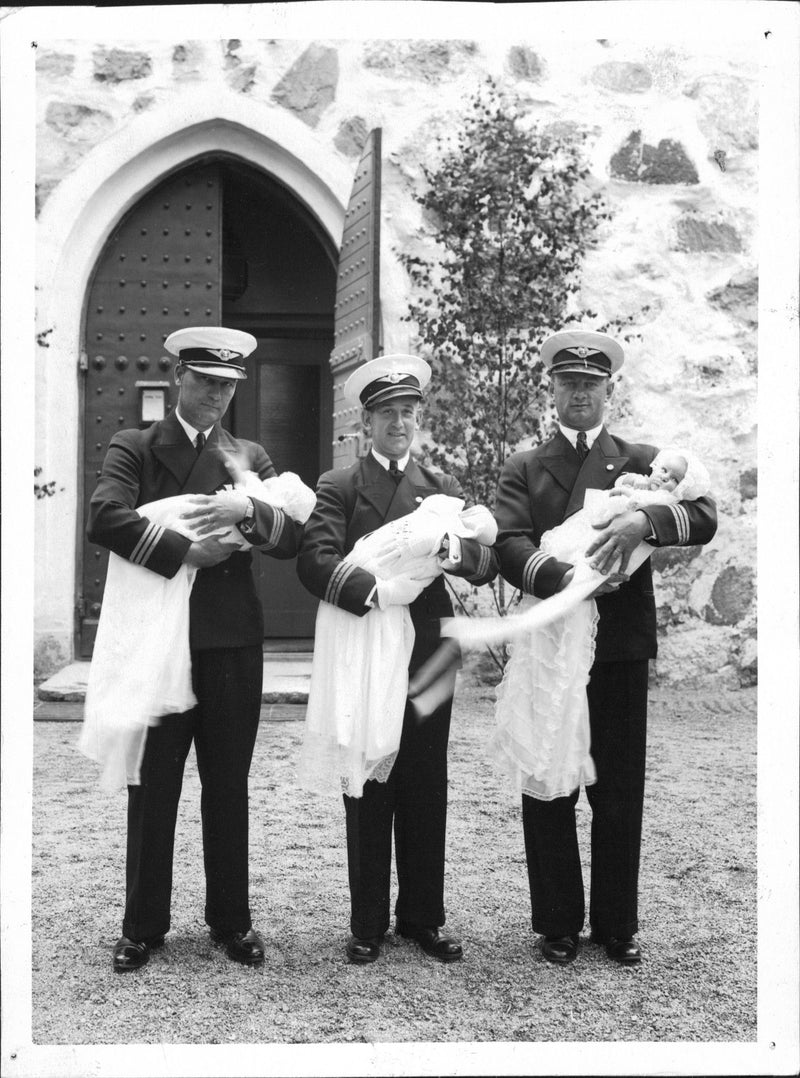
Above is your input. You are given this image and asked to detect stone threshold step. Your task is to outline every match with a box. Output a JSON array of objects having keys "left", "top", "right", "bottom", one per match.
[
  {"left": 37, "top": 656, "right": 311, "bottom": 704},
  {"left": 33, "top": 700, "right": 307, "bottom": 723}
]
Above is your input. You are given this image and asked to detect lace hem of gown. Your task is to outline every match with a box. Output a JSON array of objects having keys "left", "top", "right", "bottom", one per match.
[
  {"left": 492, "top": 589, "right": 598, "bottom": 800},
  {"left": 491, "top": 516, "right": 605, "bottom": 801}
]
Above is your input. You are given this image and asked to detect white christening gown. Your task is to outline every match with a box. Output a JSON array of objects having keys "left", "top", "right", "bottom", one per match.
[{"left": 78, "top": 472, "right": 315, "bottom": 791}]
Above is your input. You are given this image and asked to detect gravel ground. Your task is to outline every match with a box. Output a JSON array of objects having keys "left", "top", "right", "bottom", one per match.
[{"left": 28, "top": 676, "right": 757, "bottom": 1052}]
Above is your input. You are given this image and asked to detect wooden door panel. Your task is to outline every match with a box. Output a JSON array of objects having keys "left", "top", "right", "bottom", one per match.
[
  {"left": 258, "top": 363, "right": 321, "bottom": 486},
  {"left": 79, "top": 163, "right": 223, "bottom": 655},
  {"left": 330, "top": 129, "right": 382, "bottom": 471}
]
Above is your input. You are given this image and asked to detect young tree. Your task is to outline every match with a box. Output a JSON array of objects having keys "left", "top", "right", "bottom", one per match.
[{"left": 400, "top": 79, "right": 612, "bottom": 516}]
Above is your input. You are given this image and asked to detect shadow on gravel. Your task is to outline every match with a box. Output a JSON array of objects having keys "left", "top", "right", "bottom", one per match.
[{"left": 31, "top": 683, "right": 756, "bottom": 1044}]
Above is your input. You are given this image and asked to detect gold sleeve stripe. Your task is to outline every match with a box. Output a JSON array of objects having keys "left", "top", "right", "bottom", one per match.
[
  {"left": 522, "top": 551, "right": 552, "bottom": 594},
  {"left": 266, "top": 506, "right": 287, "bottom": 550},
  {"left": 669, "top": 503, "right": 691, "bottom": 544},
  {"left": 130, "top": 522, "right": 164, "bottom": 566},
  {"left": 466, "top": 544, "right": 492, "bottom": 583},
  {"left": 325, "top": 561, "right": 356, "bottom": 607}
]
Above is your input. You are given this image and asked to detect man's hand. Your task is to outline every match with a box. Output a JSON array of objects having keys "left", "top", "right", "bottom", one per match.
[
  {"left": 180, "top": 492, "right": 249, "bottom": 537},
  {"left": 372, "top": 521, "right": 445, "bottom": 570},
  {"left": 183, "top": 534, "right": 241, "bottom": 568},
  {"left": 555, "top": 564, "right": 628, "bottom": 597},
  {"left": 585, "top": 509, "right": 650, "bottom": 575},
  {"left": 376, "top": 570, "right": 437, "bottom": 608}
]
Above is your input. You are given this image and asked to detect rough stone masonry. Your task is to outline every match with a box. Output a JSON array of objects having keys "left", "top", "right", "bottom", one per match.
[{"left": 35, "top": 37, "right": 757, "bottom": 685}]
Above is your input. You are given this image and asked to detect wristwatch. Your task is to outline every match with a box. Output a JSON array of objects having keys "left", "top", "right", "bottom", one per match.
[{"left": 237, "top": 498, "right": 256, "bottom": 538}]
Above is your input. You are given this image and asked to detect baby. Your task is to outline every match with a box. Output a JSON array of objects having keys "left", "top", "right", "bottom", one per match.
[
  {"left": 610, "top": 446, "right": 709, "bottom": 509},
  {"left": 617, "top": 449, "right": 687, "bottom": 493},
  {"left": 446, "top": 444, "right": 711, "bottom": 803}
]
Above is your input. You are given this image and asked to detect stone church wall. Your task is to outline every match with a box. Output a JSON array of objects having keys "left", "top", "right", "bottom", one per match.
[{"left": 35, "top": 37, "right": 758, "bottom": 685}]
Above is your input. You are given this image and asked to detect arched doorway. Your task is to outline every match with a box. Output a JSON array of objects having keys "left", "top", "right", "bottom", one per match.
[{"left": 79, "top": 155, "right": 336, "bottom": 656}]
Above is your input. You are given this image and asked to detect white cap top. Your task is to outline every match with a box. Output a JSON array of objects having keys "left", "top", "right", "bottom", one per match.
[
  {"left": 541, "top": 330, "right": 624, "bottom": 377},
  {"left": 344, "top": 354, "right": 432, "bottom": 409},
  {"left": 164, "top": 326, "right": 257, "bottom": 380}
]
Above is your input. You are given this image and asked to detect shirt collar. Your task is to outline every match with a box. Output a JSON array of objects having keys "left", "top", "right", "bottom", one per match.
[
  {"left": 559, "top": 422, "right": 604, "bottom": 450},
  {"left": 175, "top": 408, "right": 214, "bottom": 445},
  {"left": 371, "top": 447, "right": 410, "bottom": 473}
]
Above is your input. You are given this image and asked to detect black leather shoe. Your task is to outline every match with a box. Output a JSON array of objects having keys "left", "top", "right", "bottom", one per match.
[
  {"left": 590, "top": 931, "right": 642, "bottom": 964},
  {"left": 346, "top": 935, "right": 382, "bottom": 964},
  {"left": 540, "top": 934, "right": 579, "bottom": 965},
  {"left": 112, "top": 934, "right": 164, "bottom": 973},
  {"left": 603, "top": 936, "right": 642, "bottom": 964},
  {"left": 210, "top": 927, "right": 265, "bottom": 966},
  {"left": 396, "top": 922, "right": 463, "bottom": 962}
]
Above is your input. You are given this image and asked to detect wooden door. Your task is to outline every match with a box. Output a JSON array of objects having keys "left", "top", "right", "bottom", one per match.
[
  {"left": 79, "top": 139, "right": 383, "bottom": 654},
  {"left": 79, "top": 162, "right": 223, "bottom": 656},
  {"left": 330, "top": 128, "right": 383, "bottom": 469}
]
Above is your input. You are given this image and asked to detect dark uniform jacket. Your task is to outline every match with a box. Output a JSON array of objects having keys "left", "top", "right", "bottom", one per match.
[
  {"left": 297, "top": 454, "right": 497, "bottom": 669},
  {"left": 87, "top": 410, "right": 302, "bottom": 650},
  {"left": 494, "top": 427, "right": 718, "bottom": 662}
]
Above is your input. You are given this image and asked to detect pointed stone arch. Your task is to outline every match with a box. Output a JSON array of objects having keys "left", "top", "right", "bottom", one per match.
[{"left": 35, "top": 93, "right": 350, "bottom": 672}]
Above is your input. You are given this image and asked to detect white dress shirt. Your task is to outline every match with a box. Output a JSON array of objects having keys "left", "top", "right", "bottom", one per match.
[
  {"left": 175, "top": 409, "right": 214, "bottom": 448},
  {"left": 558, "top": 421, "right": 603, "bottom": 451}
]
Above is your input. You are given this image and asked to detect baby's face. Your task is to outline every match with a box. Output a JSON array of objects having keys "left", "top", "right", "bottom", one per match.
[{"left": 648, "top": 453, "right": 687, "bottom": 492}]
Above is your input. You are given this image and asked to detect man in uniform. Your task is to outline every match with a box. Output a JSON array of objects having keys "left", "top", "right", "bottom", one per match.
[
  {"left": 297, "top": 355, "right": 497, "bottom": 965},
  {"left": 494, "top": 330, "right": 717, "bottom": 966},
  {"left": 87, "top": 326, "right": 302, "bottom": 972}
]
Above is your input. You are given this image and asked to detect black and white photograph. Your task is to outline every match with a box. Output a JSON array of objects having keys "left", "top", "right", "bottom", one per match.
[{"left": 1, "top": 2, "right": 798, "bottom": 1076}]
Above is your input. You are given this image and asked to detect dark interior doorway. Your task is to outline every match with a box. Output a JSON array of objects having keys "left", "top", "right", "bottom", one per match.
[{"left": 220, "top": 160, "right": 336, "bottom": 640}]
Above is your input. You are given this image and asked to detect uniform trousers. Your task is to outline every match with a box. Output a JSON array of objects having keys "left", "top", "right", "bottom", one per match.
[
  {"left": 122, "top": 644, "right": 263, "bottom": 941},
  {"left": 343, "top": 696, "right": 452, "bottom": 939},
  {"left": 521, "top": 659, "right": 649, "bottom": 940}
]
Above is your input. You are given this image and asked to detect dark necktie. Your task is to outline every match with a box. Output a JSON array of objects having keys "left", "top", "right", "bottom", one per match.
[
  {"left": 389, "top": 459, "right": 403, "bottom": 484},
  {"left": 195, "top": 432, "right": 206, "bottom": 456},
  {"left": 576, "top": 430, "right": 589, "bottom": 462}
]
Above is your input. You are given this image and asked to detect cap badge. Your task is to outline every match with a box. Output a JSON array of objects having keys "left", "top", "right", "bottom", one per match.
[
  {"left": 208, "top": 348, "right": 236, "bottom": 360},
  {"left": 385, "top": 372, "right": 404, "bottom": 383}
]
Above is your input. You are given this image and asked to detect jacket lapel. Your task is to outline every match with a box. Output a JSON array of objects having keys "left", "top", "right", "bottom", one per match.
[
  {"left": 564, "top": 426, "right": 630, "bottom": 517},
  {"left": 355, "top": 454, "right": 402, "bottom": 526},
  {"left": 400, "top": 458, "right": 440, "bottom": 520},
  {"left": 151, "top": 412, "right": 197, "bottom": 490},
  {"left": 183, "top": 425, "right": 238, "bottom": 494},
  {"left": 151, "top": 414, "right": 236, "bottom": 494},
  {"left": 540, "top": 430, "right": 581, "bottom": 496},
  {"left": 354, "top": 455, "right": 437, "bottom": 528}
]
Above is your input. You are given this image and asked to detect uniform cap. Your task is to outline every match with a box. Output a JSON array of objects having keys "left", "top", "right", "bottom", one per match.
[
  {"left": 540, "top": 330, "right": 624, "bottom": 377},
  {"left": 344, "top": 354, "right": 432, "bottom": 409},
  {"left": 164, "top": 326, "right": 257, "bottom": 380}
]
